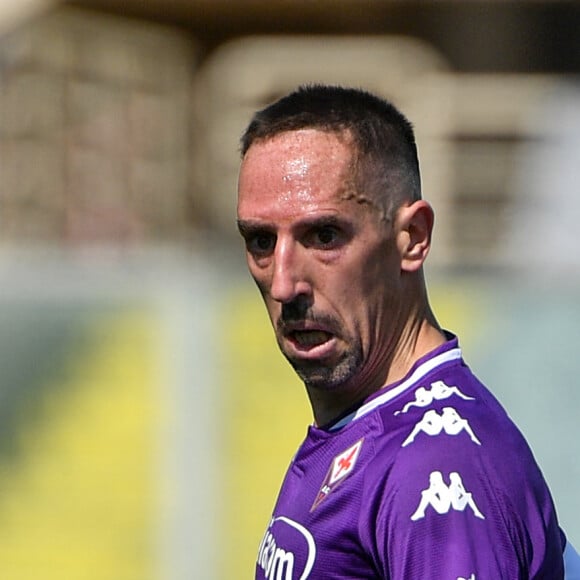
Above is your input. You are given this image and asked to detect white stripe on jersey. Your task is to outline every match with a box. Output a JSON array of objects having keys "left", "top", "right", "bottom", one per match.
[{"left": 329, "top": 347, "right": 463, "bottom": 431}]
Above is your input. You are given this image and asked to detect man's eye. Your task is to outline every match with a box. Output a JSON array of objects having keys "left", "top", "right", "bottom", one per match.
[
  {"left": 315, "top": 227, "right": 338, "bottom": 246},
  {"left": 248, "top": 233, "right": 275, "bottom": 254}
]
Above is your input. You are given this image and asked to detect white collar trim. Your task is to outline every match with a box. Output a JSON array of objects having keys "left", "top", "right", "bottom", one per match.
[{"left": 328, "top": 347, "right": 462, "bottom": 431}]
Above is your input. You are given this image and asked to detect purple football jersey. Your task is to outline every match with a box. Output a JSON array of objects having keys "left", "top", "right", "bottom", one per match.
[{"left": 255, "top": 335, "right": 565, "bottom": 579}]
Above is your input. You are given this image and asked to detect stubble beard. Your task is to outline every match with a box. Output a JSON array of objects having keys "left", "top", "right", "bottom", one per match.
[
  {"left": 274, "top": 299, "right": 364, "bottom": 391},
  {"left": 281, "top": 343, "right": 364, "bottom": 392}
]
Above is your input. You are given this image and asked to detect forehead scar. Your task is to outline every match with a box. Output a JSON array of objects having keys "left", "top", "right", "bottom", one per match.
[{"left": 339, "top": 189, "right": 391, "bottom": 223}]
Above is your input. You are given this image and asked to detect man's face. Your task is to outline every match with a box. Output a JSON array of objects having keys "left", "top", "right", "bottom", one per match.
[{"left": 237, "top": 129, "right": 406, "bottom": 395}]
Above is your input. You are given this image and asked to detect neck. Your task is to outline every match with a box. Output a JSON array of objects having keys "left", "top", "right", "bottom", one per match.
[
  {"left": 308, "top": 312, "right": 446, "bottom": 428},
  {"left": 383, "top": 316, "right": 446, "bottom": 387}
]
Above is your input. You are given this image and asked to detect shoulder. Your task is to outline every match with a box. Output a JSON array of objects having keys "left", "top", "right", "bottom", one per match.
[
  {"left": 371, "top": 369, "right": 548, "bottom": 506},
  {"left": 359, "top": 370, "right": 564, "bottom": 578}
]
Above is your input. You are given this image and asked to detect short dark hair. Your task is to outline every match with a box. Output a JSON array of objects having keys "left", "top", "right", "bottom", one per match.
[{"left": 240, "top": 85, "right": 422, "bottom": 209}]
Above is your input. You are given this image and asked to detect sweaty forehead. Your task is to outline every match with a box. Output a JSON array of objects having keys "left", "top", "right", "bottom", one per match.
[
  {"left": 239, "top": 129, "right": 355, "bottom": 201},
  {"left": 238, "top": 129, "right": 390, "bottom": 225},
  {"left": 248, "top": 128, "right": 351, "bottom": 167}
]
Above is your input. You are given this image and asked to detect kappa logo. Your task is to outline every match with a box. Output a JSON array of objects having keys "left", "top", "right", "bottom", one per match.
[
  {"left": 402, "top": 407, "right": 481, "bottom": 447},
  {"left": 311, "top": 438, "right": 363, "bottom": 511},
  {"left": 394, "top": 380, "right": 475, "bottom": 415},
  {"left": 411, "top": 470, "right": 485, "bottom": 521},
  {"left": 457, "top": 575, "right": 476, "bottom": 580}
]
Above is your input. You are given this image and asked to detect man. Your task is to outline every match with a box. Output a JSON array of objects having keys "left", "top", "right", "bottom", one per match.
[{"left": 236, "top": 85, "right": 576, "bottom": 578}]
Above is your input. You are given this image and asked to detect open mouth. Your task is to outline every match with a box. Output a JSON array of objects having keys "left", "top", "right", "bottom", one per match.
[{"left": 290, "top": 330, "right": 333, "bottom": 348}]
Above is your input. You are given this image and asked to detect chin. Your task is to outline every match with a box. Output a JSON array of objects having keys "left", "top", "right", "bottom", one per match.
[{"left": 292, "top": 357, "right": 360, "bottom": 393}]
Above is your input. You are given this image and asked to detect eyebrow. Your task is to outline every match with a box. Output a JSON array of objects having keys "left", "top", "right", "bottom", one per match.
[
  {"left": 237, "top": 214, "right": 347, "bottom": 236},
  {"left": 236, "top": 219, "right": 273, "bottom": 237}
]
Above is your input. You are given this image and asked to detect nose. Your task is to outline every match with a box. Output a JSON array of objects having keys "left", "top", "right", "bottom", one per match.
[{"left": 270, "top": 238, "right": 311, "bottom": 303}]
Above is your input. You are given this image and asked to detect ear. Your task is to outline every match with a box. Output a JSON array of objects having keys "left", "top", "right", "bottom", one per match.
[{"left": 396, "top": 200, "right": 434, "bottom": 273}]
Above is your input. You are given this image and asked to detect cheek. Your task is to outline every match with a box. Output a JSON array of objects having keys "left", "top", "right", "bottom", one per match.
[
  {"left": 247, "top": 260, "right": 271, "bottom": 295},
  {"left": 344, "top": 258, "right": 398, "bottom": 328},
  {"left": 262, "top": 298, "right": 281, "bottom": 329},
  {"left": 344, "top": 256, "right": 384, "bottom": 299},
  {"left": 250, "top": 273, "right": 278, "bottom": 315},
  {"left": 317, "top": 254, "right": 372, "bottom": 302},
  {"left": 255, "top": 280, "right": 275, "bottom": 313}
]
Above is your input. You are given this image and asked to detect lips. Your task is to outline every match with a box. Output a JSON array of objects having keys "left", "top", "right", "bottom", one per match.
[
  {"left": 281, "top": 325, "right": 338, "bottom": 361},
  {"left": 291, "top": 329, "right": 332, "bottom": 348},
  {"left": 278, "top": 315, "right": 340, "bottom": 359}
]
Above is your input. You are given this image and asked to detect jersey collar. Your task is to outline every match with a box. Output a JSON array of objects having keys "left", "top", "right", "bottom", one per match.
[{"left": 327, "top": 335, "right": 462, "bottom": 432}]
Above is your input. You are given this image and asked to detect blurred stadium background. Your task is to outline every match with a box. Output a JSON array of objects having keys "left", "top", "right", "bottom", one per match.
[{"left": 0, "top": 1, "right": 579, "bottom": 578}]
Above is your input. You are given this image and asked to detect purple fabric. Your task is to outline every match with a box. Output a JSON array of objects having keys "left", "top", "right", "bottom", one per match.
[{"left": 255, "top": 336, "right": 564, "bottom": 579}]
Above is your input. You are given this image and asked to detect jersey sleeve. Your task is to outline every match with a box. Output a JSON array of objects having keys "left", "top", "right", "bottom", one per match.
[{"left": 363, "top": 426, "right": 564, "bottom": 579}]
